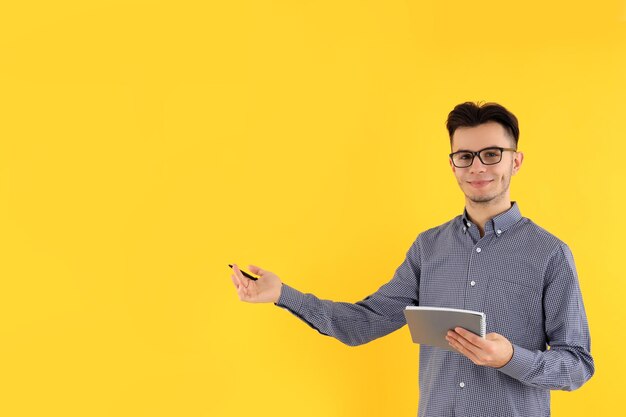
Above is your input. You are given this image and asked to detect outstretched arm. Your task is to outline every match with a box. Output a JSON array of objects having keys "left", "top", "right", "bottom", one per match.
[{"left": 229, "top": 240, "right": 422, "bottom": 346}]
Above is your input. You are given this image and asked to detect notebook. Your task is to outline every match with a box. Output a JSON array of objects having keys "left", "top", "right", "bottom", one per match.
[{"left": 403, "top": 306, "right": 486, "bottom": 352}]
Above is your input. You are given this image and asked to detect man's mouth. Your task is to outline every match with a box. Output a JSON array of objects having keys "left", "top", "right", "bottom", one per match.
[{"left": 467, "top": 180, "right": 493, "bottom": 188}]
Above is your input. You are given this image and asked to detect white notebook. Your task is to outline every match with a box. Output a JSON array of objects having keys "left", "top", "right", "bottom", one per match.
[{"left": 403, "top": 306, "right": 486, "bottom": 352}]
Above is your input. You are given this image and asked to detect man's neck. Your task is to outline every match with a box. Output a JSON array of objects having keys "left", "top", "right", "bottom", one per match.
[{"left": 465, "top": 198, "right": 513, "bottom": 237}]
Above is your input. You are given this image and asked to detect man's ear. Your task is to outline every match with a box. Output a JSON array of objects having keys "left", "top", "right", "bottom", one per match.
[
  {"left": 449, "top": 158, "right": 456, "bottom": 173},
  {"left": 512, "top": 151, "right": 524, "bottom": 175}
]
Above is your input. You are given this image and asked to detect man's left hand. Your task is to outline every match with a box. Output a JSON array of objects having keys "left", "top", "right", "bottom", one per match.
[{"left": 446, "top": 327, "right": 513, "bottom": 368}]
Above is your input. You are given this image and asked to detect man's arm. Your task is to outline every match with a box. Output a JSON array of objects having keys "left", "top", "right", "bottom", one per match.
[
  {"left": 447, "top": 243, "right": 595, "bottom": 391},
  {"left": 231, "top": 239, "right": 422, "bottom": 346}
]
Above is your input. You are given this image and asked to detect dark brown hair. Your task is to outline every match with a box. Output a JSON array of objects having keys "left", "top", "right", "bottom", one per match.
[{"left": 446, "top": 101, "right": 519, "bottom": 147}]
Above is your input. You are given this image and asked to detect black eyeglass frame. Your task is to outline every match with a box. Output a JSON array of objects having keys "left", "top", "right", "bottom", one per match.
[{"left": 449, "top": 146, "right": 517, "bottom": 168}]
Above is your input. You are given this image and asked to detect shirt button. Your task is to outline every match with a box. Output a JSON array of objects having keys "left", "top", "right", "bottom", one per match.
[
  {"left": 459, "top": 382, "right": 465, "bottom": 388},
  {"left": 470, "top": 280, "right": 476, "bottom": 287},
  {"left": 496, "top": 229, "right": 502, "bottom": 235},
  {"left": 476, "top": 247, "right": 481, "bottom": 253}
]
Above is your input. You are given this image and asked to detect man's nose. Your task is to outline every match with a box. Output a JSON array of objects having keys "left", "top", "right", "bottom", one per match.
[{"left": 469, "top": 155, "right": 487, "bottom": 173}]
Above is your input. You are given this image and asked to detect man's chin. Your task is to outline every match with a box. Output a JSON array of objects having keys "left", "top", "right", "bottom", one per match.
[{"left": 467, "top": 194, "right": 497, "bottom": 204}]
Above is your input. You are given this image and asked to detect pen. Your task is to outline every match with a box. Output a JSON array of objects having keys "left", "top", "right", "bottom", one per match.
[{"left": 228, "top": 264, "right": 259, "bottom": 281}]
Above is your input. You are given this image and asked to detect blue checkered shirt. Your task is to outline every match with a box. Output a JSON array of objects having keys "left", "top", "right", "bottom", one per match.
[{"left": 276, "top": 202, "right": 594, "bottom": 416}]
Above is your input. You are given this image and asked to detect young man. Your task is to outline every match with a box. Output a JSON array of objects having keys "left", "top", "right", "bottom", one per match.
[{"left": 230, "top": 102, "right": 594, "bottom": 416}]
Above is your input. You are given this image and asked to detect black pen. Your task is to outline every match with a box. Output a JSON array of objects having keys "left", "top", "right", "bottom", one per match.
[{"left": 228, "top": 264, "right": 259, "bottom": 280}]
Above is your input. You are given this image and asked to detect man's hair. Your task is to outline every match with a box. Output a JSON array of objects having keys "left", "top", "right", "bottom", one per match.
[{"left": 446, "top": 101, "right": 520, "bottom": 147}]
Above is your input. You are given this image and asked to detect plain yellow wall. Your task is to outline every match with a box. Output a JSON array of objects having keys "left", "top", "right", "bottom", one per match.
[{"left": 1, "top": 1, "right": 624, "bottom": 416}]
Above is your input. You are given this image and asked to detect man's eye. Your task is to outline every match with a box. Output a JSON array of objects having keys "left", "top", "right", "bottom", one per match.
[
  {"left": 458, "top": 154, "right": 472, "bottom": 159},
  {"left": 484, "top": 152, "right": 498, "bottom": 157}
]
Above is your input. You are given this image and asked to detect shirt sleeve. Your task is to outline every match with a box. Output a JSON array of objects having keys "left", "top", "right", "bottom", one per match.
[
  {"left": 497, "top": 242, "right": 595, "bottom": 390},
  {"left": 274, "top": 238, "right": 422, "bottom": 346}
]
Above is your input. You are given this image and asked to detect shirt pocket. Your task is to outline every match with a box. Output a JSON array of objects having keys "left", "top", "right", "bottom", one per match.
[{"left": 484, "top": 276, "right": 543, "bottom": 348}]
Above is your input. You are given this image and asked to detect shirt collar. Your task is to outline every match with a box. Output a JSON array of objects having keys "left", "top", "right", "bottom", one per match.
[{"left": 461, "top": 201, "right": 522, "bottom": 237}]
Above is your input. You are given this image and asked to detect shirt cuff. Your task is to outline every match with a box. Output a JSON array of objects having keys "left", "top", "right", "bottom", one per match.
[
  {"left": 274, "top": 283, "right": 305, "bottom": 313},
  {"left": 497, "top": 343, "right": 537, "bottom": 381}
]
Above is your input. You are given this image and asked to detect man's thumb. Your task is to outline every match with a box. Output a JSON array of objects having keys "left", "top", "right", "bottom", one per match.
[{"left": 248, "top": 264, "right": 265, "bottom": 276}]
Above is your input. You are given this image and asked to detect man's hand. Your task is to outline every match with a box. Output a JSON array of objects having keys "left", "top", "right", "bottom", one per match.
[
  {"left": 230, "top": 264, "right": 283, "bottom": 304},
  {"left": 445, "top": 327, "right": 514, "bottom": 368}
]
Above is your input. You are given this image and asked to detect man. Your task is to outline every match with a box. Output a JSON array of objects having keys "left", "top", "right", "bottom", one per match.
[{"left": 229, "top": 102, "right": 594, "bottom": 416}]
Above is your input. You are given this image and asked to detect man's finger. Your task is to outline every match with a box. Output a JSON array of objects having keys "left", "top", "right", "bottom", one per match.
[
  {"left": 455, "top": 327, "right": 486, "bottom": 348},
  {"left": 230, "top": 274, "right": 240, "bottom": 289},
  {"left": 237, "top": 283, "right": 249, "bottom": 300},
  {"left": 233, "top": 264, "right": 243, "bottom": 279},
  {"left": 457, "top": 344, "right": 481, "bottom": 364},
  {"left": 448, "top": 329, "right": 482, "bottom": 357},
  {"left": 230, "top": 268, "right": 245, "bottom": 288},
  {"left": 447, "top": 333, "right": 482, "bottom": 364},
  {"left": 248, "top": 264, "right": 264, "bottom": 277},
  {"left": 233, "top": 264, "right": 250, "bottom": 288}
]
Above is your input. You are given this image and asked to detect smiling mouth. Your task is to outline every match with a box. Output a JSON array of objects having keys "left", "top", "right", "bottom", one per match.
[{"left": 468, "top": 180, "right": 493, "bottom": 188}]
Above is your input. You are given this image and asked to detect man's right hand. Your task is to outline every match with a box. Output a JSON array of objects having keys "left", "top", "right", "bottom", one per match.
[{"left": 230, "top": 264, "right": 283, "bottom": 303}]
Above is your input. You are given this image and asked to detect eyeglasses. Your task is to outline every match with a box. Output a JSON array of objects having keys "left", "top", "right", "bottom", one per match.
[{"left": 449, "top": 146, "right": 517, "bottom": 168}]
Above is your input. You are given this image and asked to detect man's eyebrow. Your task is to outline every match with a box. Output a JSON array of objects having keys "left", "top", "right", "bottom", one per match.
[{"left": 451, "top": 145, "right": 501, "bottom": 153}]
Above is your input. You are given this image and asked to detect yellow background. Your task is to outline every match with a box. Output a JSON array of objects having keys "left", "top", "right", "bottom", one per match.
[{"left": 1, "top": 1, "right": 624, "bottom": 416}]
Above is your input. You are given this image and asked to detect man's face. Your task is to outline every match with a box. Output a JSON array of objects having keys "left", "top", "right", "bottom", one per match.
[{"left": 449, "top": 122, "right": 523, "bottom": 205}]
